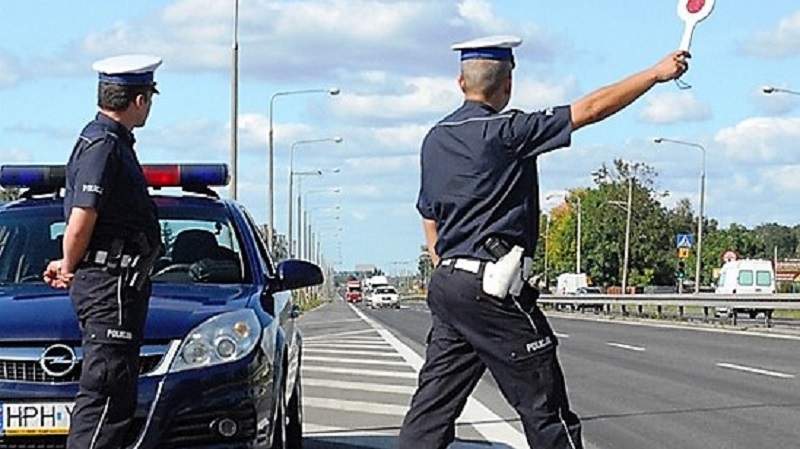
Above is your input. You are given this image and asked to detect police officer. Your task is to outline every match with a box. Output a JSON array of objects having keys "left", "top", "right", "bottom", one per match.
[
  {"left": 398, "top": 36, "right": 689, "bottom": 449},
  {"left": 43, "top": 54, "right": 162, "bottom": 449}
]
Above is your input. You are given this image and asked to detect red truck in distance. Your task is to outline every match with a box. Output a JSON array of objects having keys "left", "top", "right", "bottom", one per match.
[{"left": 345, "top": 279, "right": 363, "bottom": 303}]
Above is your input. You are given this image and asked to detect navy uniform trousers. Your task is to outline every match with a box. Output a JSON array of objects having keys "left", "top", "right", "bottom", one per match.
[
  {"left": 398, "top": 263, "right": 583, "bottom": 449},
  {"left": 66, "top": 265, "right": 150, "bottom": 449}
]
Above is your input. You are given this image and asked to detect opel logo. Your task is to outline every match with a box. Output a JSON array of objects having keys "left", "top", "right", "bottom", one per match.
[{"left": 39, "top": 344, "right": 77, "bottom": 377}]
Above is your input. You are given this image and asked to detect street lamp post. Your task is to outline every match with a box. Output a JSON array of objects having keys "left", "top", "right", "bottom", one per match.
[
  {"left": 287, "top": 137, "right": 342, "bottom": 257},
  {"left": 654, "top": 137, "right": 706, "bottom": 294},
  {"left": 609, "top": 177, "right": 634, "bottom": 294},
  {"left": 268, "top": 88, "right": 340, "bottom": 249},
  {"left": 300, "top": 187, "right": 341, "bottom": 260}
]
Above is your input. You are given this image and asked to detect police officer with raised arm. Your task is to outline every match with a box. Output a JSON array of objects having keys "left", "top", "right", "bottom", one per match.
[
  {"left": 398, "top": 35, "right": 689, "bottom": 449},
  {"left": 43, "top": 54, "right": 162, "bottom": 449}
]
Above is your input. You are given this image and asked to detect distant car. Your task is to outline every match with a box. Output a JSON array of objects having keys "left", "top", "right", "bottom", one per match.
[
  {"left": 0, "top": 164, "right": 321, "bottom": 449},
  {"left": 571, "top": 286, "right": 604, "bottom": 312},
  {"left": 368, "top": 285, "right": 400, "bottom": 309}
]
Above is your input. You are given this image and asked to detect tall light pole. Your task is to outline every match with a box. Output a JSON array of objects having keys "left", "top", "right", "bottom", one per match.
[
  {"left": 303, "top": 188, "right": 341, "bottom": 259},
  {"left": 230, "top": 0, "right": 239, "bottom": 200},
  {"left": 268, "top": 88, "right": 341, "bottom": 249},
  {"left": 286, "top": 137, "right": 342, "bottom": 257},
  {"left": 762, "top": 85, "right": 800, "bottom": 96},
  {"left": 609, "top": 177, "right": 634, "bottom": 294},
  {"left": 654, "top": 137, "right": 706, "bottom": 294}
]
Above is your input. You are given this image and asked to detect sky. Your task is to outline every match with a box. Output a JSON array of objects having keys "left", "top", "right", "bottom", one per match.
[{"left": 1, "top": 1, "right": 800, "bottom": 273}]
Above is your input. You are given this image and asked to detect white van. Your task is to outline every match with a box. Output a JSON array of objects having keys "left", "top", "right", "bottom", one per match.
[
  {"left": 714, "top": 259, "right": 775, "bottom": 318},
  {"left": 556, "top": 273, "right": 588, "bottom": 296}
]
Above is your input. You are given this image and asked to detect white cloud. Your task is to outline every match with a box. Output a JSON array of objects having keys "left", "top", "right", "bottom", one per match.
[
  {"left": 344, "top": 154, "right": 418, "bottom": 174},
  {"left": 762, "top": 165, "right": 800, "bottom": 191},
  {"left": 740, "top": 9, "right": 800, "bottom": 58},
  {"left": 637, "top": 91, "right": 712, "bottom": 124},
  {"left": 335, "top": 76, "right": 459, "bottom": 122},
  {"left": 0, "top": 51, "right": 20, "bottom": 88},
  {"left": 715, "top": 117, "right": 800, "bottom": 163}
]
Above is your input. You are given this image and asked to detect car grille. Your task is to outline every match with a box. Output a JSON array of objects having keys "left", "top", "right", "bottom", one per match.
[{"left": 0, "top": 345, "right": 168, "bottom": 383}]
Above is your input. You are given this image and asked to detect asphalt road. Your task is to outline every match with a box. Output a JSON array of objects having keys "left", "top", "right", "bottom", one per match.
[{"left": 299, "top": 298, "right": 800, "bottom": 448}]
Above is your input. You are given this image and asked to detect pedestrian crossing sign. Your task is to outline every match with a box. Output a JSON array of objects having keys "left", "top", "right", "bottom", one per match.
[{"left": 676, "top": 233, "right": 693, "bottom": 248}]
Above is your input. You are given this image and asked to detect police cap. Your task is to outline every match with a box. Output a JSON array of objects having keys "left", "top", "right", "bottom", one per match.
[
  {"left": 92, "top": 54, "right": 162, "bottom": 93},
  {"left": 451, "top": 35, "right": 522, "bottom": 65}
]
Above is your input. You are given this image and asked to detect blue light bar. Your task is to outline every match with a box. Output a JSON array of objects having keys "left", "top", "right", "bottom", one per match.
[
  {"left": 0, "top": 164, "right": 229, "bottom": 189},
  {"left": 0, "top": 165, "right": 65, "bottom": 189}
]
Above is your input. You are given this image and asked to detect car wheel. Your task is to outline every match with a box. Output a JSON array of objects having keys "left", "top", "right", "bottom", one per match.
[
  {"left": 286, "top": 369, "right": 303, "bottom": 449},
  {"left": 271, "top": 382, "right": 286, "bottom": 449}
]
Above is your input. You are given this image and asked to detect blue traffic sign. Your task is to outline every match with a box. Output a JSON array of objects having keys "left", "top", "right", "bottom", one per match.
[{"left": 676, "top": 233, "right": 693, "bottom": 248}]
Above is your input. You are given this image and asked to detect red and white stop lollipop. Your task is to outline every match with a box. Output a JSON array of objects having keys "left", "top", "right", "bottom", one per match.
[{"left": 677, "top": 0, "right": 715, "bottom": 51}]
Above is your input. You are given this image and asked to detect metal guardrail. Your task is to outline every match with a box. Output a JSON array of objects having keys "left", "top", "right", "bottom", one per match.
[
  {"left": 401, "top": 293, "right": 800, "bottom": 327},
  {"left": 537, "top": 293, "right": 800, "bottom": 327}
]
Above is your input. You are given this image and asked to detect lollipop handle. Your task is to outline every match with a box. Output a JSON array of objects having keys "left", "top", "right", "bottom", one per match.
[{"left": 679, "top": 21, "right": 696, "bottom": 52}]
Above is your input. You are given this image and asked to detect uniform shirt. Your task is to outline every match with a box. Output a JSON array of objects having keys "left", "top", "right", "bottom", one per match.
[
  {"left": 64, "top": 112, "right": 159, "bottom": 252},
  {"left": 416, "top": 101, "right": 572, "bottom": 261}
]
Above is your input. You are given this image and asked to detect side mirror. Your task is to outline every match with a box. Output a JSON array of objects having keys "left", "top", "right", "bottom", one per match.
[{"left": 273, "top": 259, "right": 323, "bottom": 292}]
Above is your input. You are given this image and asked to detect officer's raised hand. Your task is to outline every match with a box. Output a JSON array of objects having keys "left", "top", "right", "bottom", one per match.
[{"left": 651, "top": 50, "right": 691, "bottom": 82}]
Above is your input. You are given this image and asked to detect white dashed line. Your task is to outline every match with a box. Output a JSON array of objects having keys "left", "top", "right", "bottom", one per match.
[
  {"left": 716, "top": 362, "right": 795, "bottom": 379},
  {"left": 606, "top": 342, "right": 646, "bottom": 352}
]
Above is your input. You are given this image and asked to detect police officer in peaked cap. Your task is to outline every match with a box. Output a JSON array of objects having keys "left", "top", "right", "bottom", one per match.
[
  {"left": 398, "top": 36, "right": 689, "bottom": 449},
  {"left": 44, "top": 54, "right": 163, "bottom": 449}
]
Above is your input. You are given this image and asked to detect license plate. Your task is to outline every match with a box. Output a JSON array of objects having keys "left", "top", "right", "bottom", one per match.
[{"left": 0, "top": 402, "right": 74, "bottom": 436}]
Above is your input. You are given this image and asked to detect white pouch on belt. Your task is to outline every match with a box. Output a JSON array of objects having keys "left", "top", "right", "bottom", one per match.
[{"left": 482, "top": 245, "right": 524, "bottom": 298}]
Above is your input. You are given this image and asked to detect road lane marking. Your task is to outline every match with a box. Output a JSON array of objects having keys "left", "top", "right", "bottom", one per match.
[
  {"left": 303, "top": 342, "right": 394, "bottom": 349},
  {"left": 304, "top": 356, "right": 409, "bottom": 367},
  {"left": 304, "top": 329, "right": 376, "bottom": 340},
  {"left": 349, "top": 304, "right": 529, "bottom": 449},
  {"left": 303, "top": 365, "right": 418, "bottom": 379},
  {"left": 304, "top": 378, "right": 418, "bottom": 395},
  {"left": 304, "top": 348, "right": 407, "bottom": 358},
  {"left": 302, "top": 318, "right": 365, "bottom": 326},
  {"left": 606, "top": 342, "right": 646, "bottom": 352},
  {"left": 554, "top": 332, "right": 569, "bottom": 338},
  {"left": 716, "top": 362, "right": 795, "bottom": 379},
  {"left": 305, "top": 397, "right": 408, "bottom": 416}
]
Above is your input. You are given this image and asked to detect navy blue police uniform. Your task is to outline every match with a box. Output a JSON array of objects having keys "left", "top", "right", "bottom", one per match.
[
  {"left": 398, "top": 36, "right": 583, "bottom": 449},
  {"left": 64, "top": 57, "right": 161, "bottom": 449}
]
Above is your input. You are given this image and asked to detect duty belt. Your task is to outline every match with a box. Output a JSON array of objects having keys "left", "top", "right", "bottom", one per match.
[
  {"left": 441, "top": 257, "right": 534, "bottom": 279},
  {"left": 440, "top": 258, "right": 485, "bottom": 274},
  {"left": 83, "top": 250, "right": 136, "bottom": 269}
]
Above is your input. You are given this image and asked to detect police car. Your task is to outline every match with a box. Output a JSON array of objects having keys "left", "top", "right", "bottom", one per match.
[{"left": 0, "top": 164, "right": 317, "bottom": 449}]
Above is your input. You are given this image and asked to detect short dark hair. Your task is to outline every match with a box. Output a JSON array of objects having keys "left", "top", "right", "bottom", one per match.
[
  {"left": 460, "top": 60, "right": 513, "bottom": 99},
  {"left": 97, "top": 82, "right": 154, "bottom": 111}
]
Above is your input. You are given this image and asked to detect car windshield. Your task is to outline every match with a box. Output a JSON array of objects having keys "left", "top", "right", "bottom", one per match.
[
  {"left": 0, "top": 204, "right": 246, "bottom": 285},
  {"left": 376, "top": 287, "right": 396, "bottom": 294}
]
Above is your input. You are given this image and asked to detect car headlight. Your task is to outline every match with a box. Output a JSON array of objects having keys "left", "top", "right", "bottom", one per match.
[{"left": 169, "top": 309, "right": 260, "bottom": 373}]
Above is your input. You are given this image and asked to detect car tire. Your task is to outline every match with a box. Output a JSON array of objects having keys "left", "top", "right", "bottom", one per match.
[
  {"left": 286, "top": 369, "right": 303, "bottom": 448},
  {"left": 271, "top": 380, "right": 286, "bottom": 449}
]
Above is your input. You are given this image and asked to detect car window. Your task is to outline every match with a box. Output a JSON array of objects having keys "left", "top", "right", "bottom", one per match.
[
  {"left": 755, "top": 270, "right": 772, "bottom": 286},
  {"left": 737, "top": 270, "right": 754, "bottom": 286},
  {"left": 0, "top": 209, "right": 63, "bottom": 284},
  {"left": 376, "top": 287, "right": 396, "bottom": 294}
]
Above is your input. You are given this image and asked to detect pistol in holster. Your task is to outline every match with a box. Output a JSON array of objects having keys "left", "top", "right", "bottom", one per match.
[{"left": 126, "top": 233, "right": 162, "bottom": 291}]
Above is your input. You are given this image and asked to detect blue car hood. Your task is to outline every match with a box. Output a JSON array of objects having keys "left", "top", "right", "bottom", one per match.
[{"left": 0, "top": 284, "right": 262, "bottom": 343}]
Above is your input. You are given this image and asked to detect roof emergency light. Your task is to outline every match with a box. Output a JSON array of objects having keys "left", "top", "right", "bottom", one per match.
[{"left": 0, "top": 164, "right": 230, "bottom": 190}]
